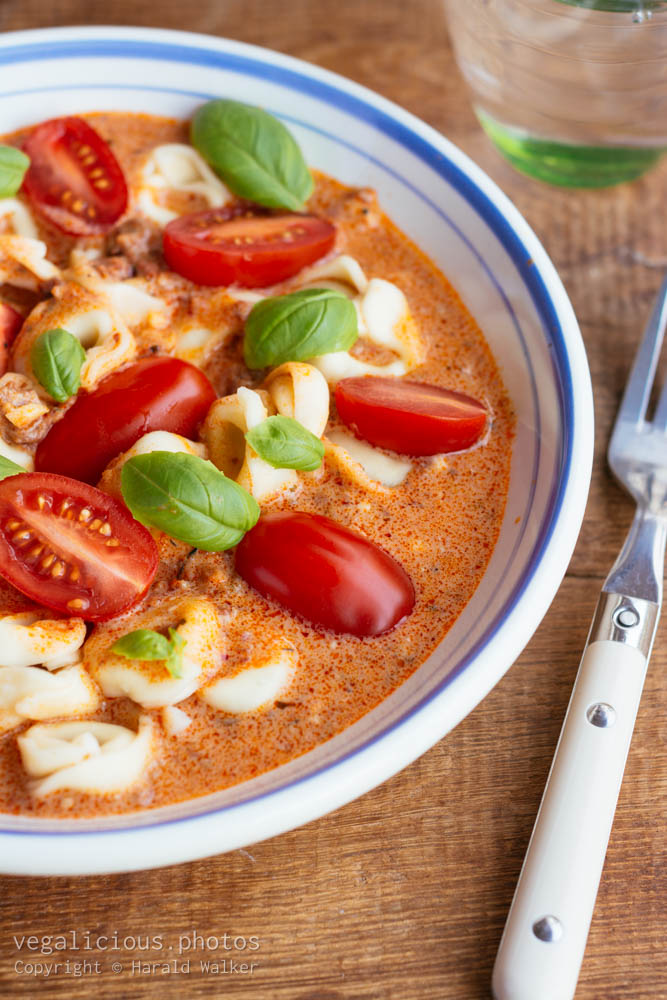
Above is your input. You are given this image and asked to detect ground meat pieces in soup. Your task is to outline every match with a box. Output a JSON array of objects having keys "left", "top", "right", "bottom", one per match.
[{"left": 105, "top": 216, "right": 164, "bottom": 276}]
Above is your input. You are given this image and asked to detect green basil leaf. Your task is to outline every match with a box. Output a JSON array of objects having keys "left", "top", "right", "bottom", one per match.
[
  {"left": 244, "top": 288, "right": 358, "bottom": 369},
  {"left": 0, "top": 455, "right": 25, "bottom": 481},
  {"left": 166, "top": 627, "right": 186, "bottom": 679},
  {"left": 0, "top": 145, "right": 30, "bottom": 198},
  {"left": 121, "top": 451, "right": 260, "bottom": 551},
  {"left": 191, "top": 99, "right": 313, "bottom": 212},
  {"left": 110, "top": 627, "right": 186, "bottom": 679},
  {"left": 246, "top": 415, "right": 324, "bottom": 471},
  {"left": 30, "top": 328, "right": 86, "bottom": 403},
  {"left": 110, "top": 629, "right": 173, "bottom": 662}
]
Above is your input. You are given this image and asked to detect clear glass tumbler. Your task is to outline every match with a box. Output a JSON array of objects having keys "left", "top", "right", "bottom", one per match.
[{"left": 443, "top": 0, "right": 667, "bottom": 187}]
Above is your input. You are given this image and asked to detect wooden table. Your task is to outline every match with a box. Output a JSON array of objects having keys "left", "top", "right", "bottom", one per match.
[{"left": 0, "top": 2, "right": 665, "bottom": 998}]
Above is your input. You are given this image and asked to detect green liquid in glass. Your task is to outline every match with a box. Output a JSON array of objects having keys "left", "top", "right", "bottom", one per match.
[{"left": 477, "top": 111, "right": 666, "bottom": 188}]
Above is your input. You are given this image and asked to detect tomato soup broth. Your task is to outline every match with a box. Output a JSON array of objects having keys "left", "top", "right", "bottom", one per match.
[{"left": 0, "top": 113, "right": 513, "bottom": 818}]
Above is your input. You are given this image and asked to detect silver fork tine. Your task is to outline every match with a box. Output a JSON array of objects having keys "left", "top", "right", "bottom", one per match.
[
  {"left": 650, "top": 281, "right": 667, "bottom": 429},
  {"left": 615, "top": 273, "right": 667, "bottom": 429}
]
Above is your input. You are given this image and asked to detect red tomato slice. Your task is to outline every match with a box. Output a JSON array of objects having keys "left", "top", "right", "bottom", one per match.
[
  {"left": 35, "top": 356, "right": 216, "bottom": 484},
  {"left": 235, "top": 511, "right": 415, "bottom": 637},
  {"left": 0, "top": 302, "right": 24, "bottom": 376},
  {"left": 335, "top": 376, "right": 488, "bottom": 455},
  {"left": 163, "top": 207, "right": 336, "bottom": 288},
  {"left": 0, "top": 473, "right": 158, "bottom": 621},
  {"left": 22, "top": 116, "right": 128, "bottom": 236}
]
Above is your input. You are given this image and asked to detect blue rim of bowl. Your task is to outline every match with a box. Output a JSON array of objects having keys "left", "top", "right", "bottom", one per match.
[{"left": 0, "top": 34, "right": 576, "bottom": 836}]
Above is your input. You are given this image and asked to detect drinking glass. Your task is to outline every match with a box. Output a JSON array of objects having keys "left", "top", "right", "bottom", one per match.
[{"left": 443, "top": 0, "right": 667, "bottom": 187}]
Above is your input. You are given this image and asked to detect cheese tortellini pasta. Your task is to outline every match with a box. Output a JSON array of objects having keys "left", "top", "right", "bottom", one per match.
[
  {"left": 0, "top": 612, "right": 86, "bottom": 670},
  {"left": 17, "top": 717, "right": 155, "bottom": 797},
  {"left": 137, "top": 144, "right": 231, "bottom": 225},
  {"left": 0, "top": 663, "right": 100, "bottom": 734},
  {"left": 161, "top": 705, "right": 192, "bottom": 736},
  {"left": 201, "top": 644, "right": 297, "bottom": 714},
  {"left": 262, "top": 362, "right": 330, "bottom": 438},
  {"left": 84, "top": 596, "right": 224, "bottom": 708},
  {"left": 325, "top": 429, "right": 413, "bottom": 489},
  {"left": 0, "top": 198, "right": 39, "bottom": 240},
  {"left": 98, "top": 429, "right": 207, "bottom": 501},
  {"left": 0, "top": 433, "right": 33, "bottom": 470},
  {"left": 203, "top": 364, "right": 330, "bottom": 502},
  {"left": 68, "top": 255, "right": 169, "bottom": 329},
  {"left": 13, "top": 283, "right": 136, "bottom": 393},
  {"left": 0, "top": 235, "right": 60, "bottom": 290},
  {"left": 202, "top": 385, "right": 298, "bottom": 502},
  {"left": 297, "top": 255, "right": 424, "bottom": 383}
]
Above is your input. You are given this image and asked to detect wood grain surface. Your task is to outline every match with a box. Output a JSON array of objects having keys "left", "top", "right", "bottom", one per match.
[{"left": 0, "top": 2, "right": 665, "bottom": 998}]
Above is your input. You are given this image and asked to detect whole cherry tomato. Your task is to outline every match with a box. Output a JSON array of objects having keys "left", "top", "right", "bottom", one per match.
[
  {"left": 0, "top": 472, "right": 158, "bottom": 621},
  {"left": 0, "top": 302, "right": 24, "bottom": 376},
  {"left": 35, "top": 356, "right": 216, "bottom": 484},
  {"left": 335, "top": 376, "right": 487, "bottom": 455},
  {"left": 22, "top": 116, "right": 128, "bottom": 235},
  {"left": 235, "top": 510, "right": 415, "bottom": 637},
  {"left": 163, "top": 206, "right": 336, "bottom": 287}
]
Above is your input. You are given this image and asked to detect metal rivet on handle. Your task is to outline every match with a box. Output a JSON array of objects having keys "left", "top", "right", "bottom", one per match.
[
  {"left": 586, "top": 703, "right": 616, "bottom": 728},
  {"left": 614, "top": 606, "right": 640, "bottom": 629},
  {"left": 532, "top": 916, "right": 563, "bottom": 942}
]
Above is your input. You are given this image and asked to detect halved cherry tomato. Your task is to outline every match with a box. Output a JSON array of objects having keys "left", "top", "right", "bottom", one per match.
[
  {"left": 335, "top": 376, "right": 487, "bottom": 455},
  {"left": 0, "top": 472, "right": 158, "bottom": 621},
  {"left": 163, "top": 206, "right": 336, "bottom": 288},
  {"left": 22, "top": 116, "right": 128, "bottom": 235},
  {"left": 235, "top": 511, "right": 415, "bottom": 637},
  {"left": 0, "top": 302, "right": 24, "bottom": 376},
  {"left": 35, "top": 357, "right": 216, "bottom": 484}
]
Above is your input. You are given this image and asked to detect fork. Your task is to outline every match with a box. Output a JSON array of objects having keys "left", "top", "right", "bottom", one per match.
[{"left": 492, "top": 275, "right": 667, "bottom": 1000}]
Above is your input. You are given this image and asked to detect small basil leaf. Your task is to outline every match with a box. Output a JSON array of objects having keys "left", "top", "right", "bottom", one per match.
[
  {"left": 30, "top": 328, "right": 86, "bottom": 403},
  {"left": 110, "top": 627, "right": 187, "bottom": 679},
  {"left": 121, "top": 451, "right": 260, "bottom": 551},
  {"left": 244, "top": 288, "right": 358, "bottom": 369},
  {"left": 0, "top": 145, "right": 30, "bottom": 198},
  {"left": 110, "top": 629, "right": 173, "bottom": 662},
  {"left": 246, "top": 415, "right": 324, "bottom": 471},
  {"left": 166, "top": 627, "right": 186, "bottom": 679},
  {"left": 191, "top": 99, "right": 313, "bottom": 212},
  {"left": 0, "top": 455, "right": 25, "bottom": 480}
]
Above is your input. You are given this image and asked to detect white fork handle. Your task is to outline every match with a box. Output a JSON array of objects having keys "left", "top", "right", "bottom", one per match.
[{"left": 492, "top": 638, "right": 649, "bottom": 1000}]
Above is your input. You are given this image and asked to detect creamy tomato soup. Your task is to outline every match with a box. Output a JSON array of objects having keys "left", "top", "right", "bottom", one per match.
[{"left": 0, "top": 109, "right": 513, "bottom": 818}]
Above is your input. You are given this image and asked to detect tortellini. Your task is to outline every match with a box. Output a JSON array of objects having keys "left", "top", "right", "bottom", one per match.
[
  {"left": 137, "top": 144, "right": 231, "bottom": 225},
  {"left": 161, "top": 705, "right": 192, "bottom": 736},
  {"left": 202, "top": 386, "right": 298, "bottom": 502},
  {"left": 0, "top": 612, "right": 86, "bottom": 670},
  {"left": 17, "top": 717, "right": 155, "bottom": 797},
  {"left": 325, "top": 429, "right": 412, "bottom": 489},
  {"left": 298, "top": 255, "right": 424, "bottom": 384},
  {"left": 0, "top": 198, "right": 39, "bottom": 240},
  {"left": 0, "top": 663, "right": 99, "bottom": 734},
  {"left": 298, "top": 253, "right": 368, "bottom": 297},
  {"left": 84, "top": 596, "right": 224, "bottom": 708},
  {"left": 68, "top": 255, "right": 169, "bottom": 328},
  {"left": 98, "top": 429, "right": 207, "bottom": 500},
  {"left": 262, "top": 362, "right": 330, "bottom": 438},
  {"left": 13, "top": 283, "right": 136, "bottom": 393},
  {"left": 202, "top": 365, "right": 330, "bottom": 503},
  {"left": 0, "top": 434, "right": 33, "bottom": 470},
  {"left": 201, "top": 644, "right": 297, "bottom": 714},
  {"left": 0, "top": 235, "right": 60, "bottom": 290}
]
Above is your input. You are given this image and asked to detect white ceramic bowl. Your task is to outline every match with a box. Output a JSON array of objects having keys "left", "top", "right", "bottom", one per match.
[{"left": 0, "top": 26, "right": 593, "bottom": 875}]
